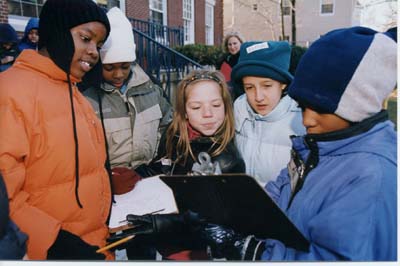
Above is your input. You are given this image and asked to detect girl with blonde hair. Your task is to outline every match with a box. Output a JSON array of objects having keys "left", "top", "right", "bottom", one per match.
[
  {"left": 133, "top": 69, "right": 245, "bottom": 260},
  {"left": 142, "top": 69, "right": 245, "bottom": 176}
]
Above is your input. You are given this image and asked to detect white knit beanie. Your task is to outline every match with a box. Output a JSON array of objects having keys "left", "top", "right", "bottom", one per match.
[{"left": 100, "top": 7, "right": 136, "bottom": 64}]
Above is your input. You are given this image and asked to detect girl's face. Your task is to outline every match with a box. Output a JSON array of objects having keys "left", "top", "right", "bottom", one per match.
[
  {"left": 227, "top": 36, "right": 241, "bottom": 55},
  {"left": 185, "top": 80, "right": 225, "bottom": 136},
  {"left": 102, "top": 62, "right": 131, "bottom": 88},
  {"left": 243, "top": 76, "right": 285, "bottom": 116},
  {"left": 70, "top": 21, "right": 107, "bottom": 79},
  {"left": 28, "top": 29, "right": 39, "bottom": 44}
]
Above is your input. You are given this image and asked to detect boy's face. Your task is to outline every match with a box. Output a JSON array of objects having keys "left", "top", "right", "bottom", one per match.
[
  {"left": 243, "top": 76, "right": 285, "bottom": 116},
  {"left": 102, "top": 62, "right": 132, "bottom": 88},
  {"left": 28, "top": 29, "right": 39, "bottom": 44},
  {"left": 302, "top": 107, "right": 350, "bottom": 134}
]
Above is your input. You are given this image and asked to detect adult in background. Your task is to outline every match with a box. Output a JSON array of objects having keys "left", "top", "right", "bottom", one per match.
[
  {"left": 0, "top": 0, "right": 113, "bottom": 260},
  {"left": 217, "top": 32, "right": 244, "bottom": 100},
  {"left": 18, "top": 17, "right": 39, "bottom": 51}
]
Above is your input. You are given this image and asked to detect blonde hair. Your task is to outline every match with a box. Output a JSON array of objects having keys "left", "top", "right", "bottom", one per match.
[
  {"left": 222, "top": 31, "right": 244, "bottom": 53},
  {"left": 166, "top": 69, "right": 235, "bottom": 163}
]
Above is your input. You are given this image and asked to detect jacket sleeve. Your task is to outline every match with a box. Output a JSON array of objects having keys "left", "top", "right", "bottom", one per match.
[
  {"left": 0, "top": 174, "right": 27, "bottom": 259},
  {"left": 262, "top": 161, "right": 394, "bottom": 260},
  {"left": 155, "top": 85, "right": 173, "bottom": 138},
  {"left": 0, "top": 220, "right": 28, "bottom": 259},
  {"left": 0, "top": 103, "right": 60, "bottom": 259}
]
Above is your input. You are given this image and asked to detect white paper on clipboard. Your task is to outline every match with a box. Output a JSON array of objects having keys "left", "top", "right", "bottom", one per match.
[{"left": 108, "top": 176, "right": 178, "bottom": 229}]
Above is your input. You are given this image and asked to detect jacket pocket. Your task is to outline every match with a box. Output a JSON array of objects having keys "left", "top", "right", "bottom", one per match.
[
  {"left": 131, "top": 105, "right": 162, "bottom": 167},
  {"left": 104, "top": 117, "right": 132, "bottom": 166}
]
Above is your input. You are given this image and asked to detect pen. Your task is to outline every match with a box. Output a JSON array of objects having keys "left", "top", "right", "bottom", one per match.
[{"left": 96, "top": 235, "right": 135, "bottom": 253}]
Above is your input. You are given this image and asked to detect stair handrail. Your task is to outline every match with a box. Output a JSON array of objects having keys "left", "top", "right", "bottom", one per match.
[
  {"left": 131, "top": 27, "right": 203, "bottom": 101},
  {"left": 129, "top": 17, "right": 184, "bottom": 47}
]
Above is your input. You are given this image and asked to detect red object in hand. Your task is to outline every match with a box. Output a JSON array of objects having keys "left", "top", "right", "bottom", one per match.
[{"left": 111, "top": 167, "right": 141, "bottom": 195}]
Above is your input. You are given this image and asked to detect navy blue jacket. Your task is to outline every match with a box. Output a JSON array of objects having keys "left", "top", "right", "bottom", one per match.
[{"left": 0, "top": 174, "right": 27, "bottom": 259}]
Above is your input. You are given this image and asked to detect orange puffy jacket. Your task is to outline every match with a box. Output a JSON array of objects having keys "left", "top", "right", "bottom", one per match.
[{"left": 0, "top": 50, "right": 113, "bottom": 259}]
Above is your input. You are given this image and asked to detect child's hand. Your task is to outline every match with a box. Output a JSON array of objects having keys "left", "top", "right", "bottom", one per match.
[{"left": 1, "top": 56, "right": 14, "bottom": 64}]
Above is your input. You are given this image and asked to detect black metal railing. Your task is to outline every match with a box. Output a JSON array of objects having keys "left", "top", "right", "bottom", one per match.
[
  {"left": 132, "top": 27, "right": 202, "bottom": 101},
  {"left": 129, "top": 18, "right": 184, "bottom": 48}
]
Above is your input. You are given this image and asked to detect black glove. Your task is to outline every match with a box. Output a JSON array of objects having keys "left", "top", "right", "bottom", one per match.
[
  {"left": 47, "top": 230, "right": 105, "bottom": 260},
  {"left": 126, "top": 210, "right": 205, "bottom": 235},
  {"left": 200, "top": 224, "right": 265, "bottom": 260},
  {"left": 107, "top": 211, "right": 205, "bottom": 248}
]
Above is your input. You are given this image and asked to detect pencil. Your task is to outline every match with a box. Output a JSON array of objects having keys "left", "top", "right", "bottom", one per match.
[{"left": 96, "top": 235, "right": 135, "bottom": 253}]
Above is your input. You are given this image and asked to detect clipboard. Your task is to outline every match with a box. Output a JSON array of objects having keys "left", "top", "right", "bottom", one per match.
[{"left": 160, "top": 174, "right": 309, "bottom": 252}]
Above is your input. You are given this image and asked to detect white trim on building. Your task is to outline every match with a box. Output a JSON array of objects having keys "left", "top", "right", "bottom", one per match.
[{"left": 205, "top": 0, "right": 215, "bottom": 45}]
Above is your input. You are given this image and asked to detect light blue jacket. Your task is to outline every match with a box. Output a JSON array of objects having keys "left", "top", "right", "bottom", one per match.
[
  {"left": 264, "top": 112, "right": 397, "bottom": 260},
  {"left": 234, "top": 95, "right": 305, "bottom": 186}
]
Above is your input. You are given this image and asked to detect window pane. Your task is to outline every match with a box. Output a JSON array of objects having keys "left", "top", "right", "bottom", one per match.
[
  {"left": 205, "top": 5, "right": 212, "bottom": 26},
  {"left": 283, "top": 6, "right": 290, "bottom": 15},
  {"left": 321, "top": 4, "right": 333, "bottom": 14},
  {"left": 8, "top": 1, "right": 22, "bottom": 16},
  {"left": 150, "top": 0, "right": 163, "bottom": 11},
  {"left": 22, "top": 2, "right": 37, "bottom": 17},
  {"left": 183, "top": 0, "right": 192, "bottom": 19},
  {"left": 150, "top": 10, "right": 163, "bottom": 25},
  {"left": 8, "top": 0, "right": 45, "bottom": 17},
  {"left": 184, "top": 19, "right": 189, "bottom": 41}
]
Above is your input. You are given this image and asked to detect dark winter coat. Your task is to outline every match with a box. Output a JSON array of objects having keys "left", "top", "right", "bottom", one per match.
[
  {"left": 0, "top": 23, "right": 19, "bottom": 72},
  {"left": 137, "top": 131, "right": 246, "bottom": 176},
  {"left": 0, "top": 174, "right": 27, "bottom": 259}
]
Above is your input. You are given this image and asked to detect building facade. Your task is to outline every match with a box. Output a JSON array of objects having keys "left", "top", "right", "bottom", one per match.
[
  {"left": 0, "top": 0, "right": 223, "bottom": 46},
  {"left": 224, "top": 0, "right": 397, "bottom": 47}
]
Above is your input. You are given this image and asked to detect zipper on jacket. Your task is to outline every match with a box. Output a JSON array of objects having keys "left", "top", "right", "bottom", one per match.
[{"left": 287, "top": 137, "right": 319, "bottom": 209}]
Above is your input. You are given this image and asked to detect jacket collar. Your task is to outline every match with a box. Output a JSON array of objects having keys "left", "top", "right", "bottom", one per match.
[
  {"left": 291, "top": 110, "right": 392, "bottom": 158},
  {"left": 306, "top": 110, "right": 389, "bottom": 142},
  {"left": 14, "top": 50, "right": 81, "bottom": 83}
]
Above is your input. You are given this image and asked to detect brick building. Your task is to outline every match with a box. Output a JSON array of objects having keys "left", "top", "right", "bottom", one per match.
[{"left": 0, "top": 0, "right": 223, "bottom": 46}]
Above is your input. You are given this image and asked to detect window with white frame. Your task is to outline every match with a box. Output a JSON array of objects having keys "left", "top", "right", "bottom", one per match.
[
  {"left": 205, "top": 0, "right": 214, "bottom": 45},
  {"left": 150, "top": 0, "right": 164, "bottom": 25},
  {"left": 183, "top": 0, "right": 194, "bottom": 44},
  {"left": 320, "top": 0, "right": 334, "bottom": 15},
  {"left": 282, "top": 0, "right": 291, "bottom": 16},
  {"left": 7, "top": 0, "right": 46, "bottom": 18}
]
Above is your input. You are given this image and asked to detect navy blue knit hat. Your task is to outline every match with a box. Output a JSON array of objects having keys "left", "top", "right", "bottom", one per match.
[
  {"left": 231, "top": 41, "right": 293, "bottom": 87},
  {"left": 38, "top": 0, "right": 110, "bottom": 75},
  {"left": 0, "top": 23, "right": 18, "bottom": 44},
  {"left": 288, "top": 26, "right": 397, "bottom": 122}
]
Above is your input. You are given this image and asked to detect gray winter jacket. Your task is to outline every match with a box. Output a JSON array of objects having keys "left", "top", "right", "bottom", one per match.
[{"left": 84, "top": 64, "right": 173, "bottom": 169}]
